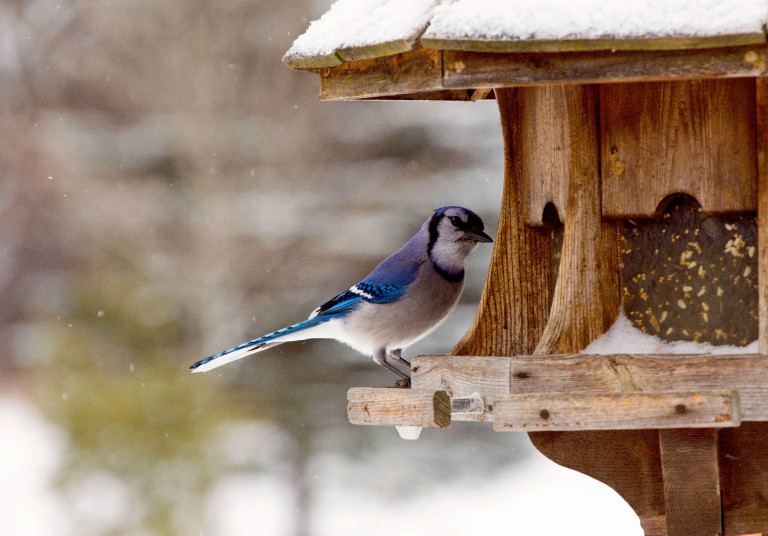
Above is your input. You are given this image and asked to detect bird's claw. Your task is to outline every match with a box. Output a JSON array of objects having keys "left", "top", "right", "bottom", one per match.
[{"left": 394, "top": 377, "right": 411, "bottom": 388}]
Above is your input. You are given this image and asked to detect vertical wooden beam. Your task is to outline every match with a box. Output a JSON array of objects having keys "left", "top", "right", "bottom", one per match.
[
  {"left": 757, "top": 77, "right": 768, "bottom": 354},
  {"left": 452, "top": 87, "right": 551, "bottom": 357},
  {"left": 659, "top": 429, "right": 722, "bottom": 536},
  {"left": 719, "top": 76, "right": 768, "bottom": 536},
  {"left": 533, "top": 84, "right": 619, "bottom": 354}
]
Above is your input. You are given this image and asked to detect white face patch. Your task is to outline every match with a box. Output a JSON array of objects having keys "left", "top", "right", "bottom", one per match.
[{"left": 429, "top": 212, "right": 478, "bottom": 274}]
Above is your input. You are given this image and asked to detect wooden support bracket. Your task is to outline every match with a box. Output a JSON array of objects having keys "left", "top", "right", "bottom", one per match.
[
  {"left": 346, "top": 387, "right": 451, "bottom": 428},
  {"left": 660, "top": 428, "right": 723, "bottom": 536},
  {"left": 493, "top": 391, "right": 740, "bottom": 432}
]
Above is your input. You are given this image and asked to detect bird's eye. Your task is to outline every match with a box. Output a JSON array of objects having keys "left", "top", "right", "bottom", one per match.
[{"left": 449, "top": 216, "right": 462, "bottom": 226}]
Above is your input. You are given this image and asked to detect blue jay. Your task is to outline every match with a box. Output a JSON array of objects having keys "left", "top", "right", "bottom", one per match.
[{"left": 189, "top": 206, "right": 492, "bottom": 383}]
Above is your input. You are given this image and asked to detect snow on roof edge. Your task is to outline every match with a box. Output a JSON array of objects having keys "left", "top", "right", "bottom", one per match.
[{"left": 284, "top": 0, "right": 768, "bottom": 70}]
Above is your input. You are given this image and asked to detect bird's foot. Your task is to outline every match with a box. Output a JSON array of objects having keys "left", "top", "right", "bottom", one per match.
[{"left": 393, "top": 377, "right": 411, "bottom": 388}]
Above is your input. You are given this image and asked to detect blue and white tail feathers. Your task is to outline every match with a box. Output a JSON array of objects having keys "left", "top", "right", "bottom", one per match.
[{"left": 189, "top": 315, "right": 335, "bottom": 373}]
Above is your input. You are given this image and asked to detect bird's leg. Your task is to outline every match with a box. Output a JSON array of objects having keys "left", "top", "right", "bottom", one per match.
[
  {"left": 373, "top": 348, "right": 410, "bottom": 386},
  {"left": 388, "top": 349, "right": 410, "bottom": 369}
]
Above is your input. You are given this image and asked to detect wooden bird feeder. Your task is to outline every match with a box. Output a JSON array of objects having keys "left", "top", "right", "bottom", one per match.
[{"left": 284, "top": 2, "right": 768, "bottom": 535}]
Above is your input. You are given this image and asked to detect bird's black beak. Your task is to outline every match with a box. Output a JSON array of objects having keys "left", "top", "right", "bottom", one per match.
[{"left": 465, "top": 229, "right": 493, "bottom": 243}]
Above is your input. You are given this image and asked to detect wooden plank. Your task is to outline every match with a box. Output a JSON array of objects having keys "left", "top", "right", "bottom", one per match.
[
  {"left": 412, "top": 354, "right": 768, "bottom": 422},
  {"left": 319, "top": 46, "right": 444, "bottom": 101},
  {"left": 443, "top": 45, "right": 768, "bottom": 90},
  {"left": 532, "top": 84, "right": 620, "bottom": 353},
  {"left": 601, "top": 79, "right": 757, "bottom": 218},
  {"left": 451, "top": 87, "right": 552, "bottom": 356},
  {"left": 347, "top": 388, "right": 450, "bottom": 428},
  {"left": 659, "top": 429, "right": 722, "bottom": 536},
  {"left": 518, "top": 86, "right": 569, "bottom": 225},
  {"left": 411, "top": 355, "right": 511, "bottom": 422},
  {"left": 423, "top": 33, "right": 768, "bottom": 55},
  {"left": 758, "top": 78, "right": 768, "bottom": 353},
  {"left": 640, "top": 515, "right": 668, "bottom": 536},
  {"left": 493, "top": 391, "right": 740, "bottom": 432}
]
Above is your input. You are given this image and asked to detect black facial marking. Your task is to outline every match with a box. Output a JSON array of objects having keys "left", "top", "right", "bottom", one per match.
[{"left": 427, "top": 212, "right": 444, "bottom": 256}]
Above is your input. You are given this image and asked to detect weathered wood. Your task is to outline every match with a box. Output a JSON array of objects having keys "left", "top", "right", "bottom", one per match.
[
  {"left": 302, "top": 45, "right": 768, "bottom": 101},
  {"left": 411, "top": 355, "right": 510, "bottom": 422},
  {"left": 411, "top": 354, "right": 768, "bottom": 422},
  {"left": 601, "top": 79, "right": 757, "bottom": 218},
  {"left": 423, "top": 33, "right": 768, "bottom": 55},
  {"left": 451, "top": 88, "right": 552, "bottom": 356},
  {"left": 758, "top": 78, "right": 768, "bottom": 354},
  {"left": 443, "top": 46, "right": 768, "bottom": 90},
  {"left": 493, "top": 391, "right": 740, "bottom": 432},
  {"left": 319, "top": 46, "right": 444, "bottom": 101},
  {"left": 533, "top": 84, "right": 620, "bottom": 354},
  {"left": 659, "top": 429, "right": 722, "bottom": 536},
  {"left": 640, "top": 515, "right": 668, "bottom": 536},
  {"left": 365, "top": 89, "right": 480, "bottom": 101},
  {"left": 518, "top": 86, "right": 569, "bottom": 225},
  {"left": 720, "top": 422, "right": 768, "bottom": 535},
  {"left": 347, "top": 388, "right": 450, "bottom": 428}
]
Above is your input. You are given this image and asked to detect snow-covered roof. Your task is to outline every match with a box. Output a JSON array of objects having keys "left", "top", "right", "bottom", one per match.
[{"left": 284, "top": 0, "right": 768, "bottom": 69}]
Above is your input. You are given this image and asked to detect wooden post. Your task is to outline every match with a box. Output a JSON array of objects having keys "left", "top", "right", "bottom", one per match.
[
  {"left": 452, "top": 88, "right": 551, "bottom": 357},
  {"left": 659, "top": 429, "right": 722, "bottom": 535},
  {"left": 757, "top": 77, "right": 768, "bottom": 354},
  {"left": 532, "top": 84, "right": 619, "bottom": 354}
]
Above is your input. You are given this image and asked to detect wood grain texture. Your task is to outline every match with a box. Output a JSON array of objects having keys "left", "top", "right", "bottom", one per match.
[
  {"left": 319, "top": 45, "right": 444, "bottom": 101},
  {"left": 640, "top": 515, "right": 668, "bottom": 536},
  {"left": 443, "top": 46, "right": 768, "bottom": 90},
  {"left": 601, "top": 79, "right": 757, "bottom": 218},
  {"left": 758, "top": 78, "right": 768, "bottom": 354},
  {"left": 347, "top": 388, "right": 450, "bottom": 428},
  {"left": 493, "top": 391, "right": 740, "bottom": 432},
  {"left": 659, "top": 429, "right": 722, "bottom": 536},
  {"left": 518, "top": 86, "right": 569, "bottom": 225},
  {"left": 423, "top": 33, "right": 768, "bottom": 55},
  {"left": 451, "top": 88, "right": 552, "bottom": 357},
  {"left": 412, "top": 353, "right": 768, "bottom": 422},
  {"left": 533, "top": 84, "right": 620, "bottom": 354}
]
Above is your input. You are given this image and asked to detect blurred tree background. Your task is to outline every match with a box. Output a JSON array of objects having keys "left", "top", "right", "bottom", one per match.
[{"left": 0, "top": 1, "right": 539, "bottom": 535}]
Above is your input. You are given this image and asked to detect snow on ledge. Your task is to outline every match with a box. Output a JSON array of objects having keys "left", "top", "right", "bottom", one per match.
[{"left": 582, "top": 311, "right": 758, "bottom": 355}]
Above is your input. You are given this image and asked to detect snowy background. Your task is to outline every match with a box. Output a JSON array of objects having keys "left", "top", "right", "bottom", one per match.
[{"left": 0, "top": 0, "right": 650, "bottom": 534}]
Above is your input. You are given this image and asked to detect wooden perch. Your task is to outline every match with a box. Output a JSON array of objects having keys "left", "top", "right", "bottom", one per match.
[
  {"left": 411, "top": 354, "right": 768, "bottom": 422},
  {"left": 492, "top": 390, "right": 740, "bottom": 432},
  {"left": 347, "top": 387, "right": 450, "bottom": 428}
]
